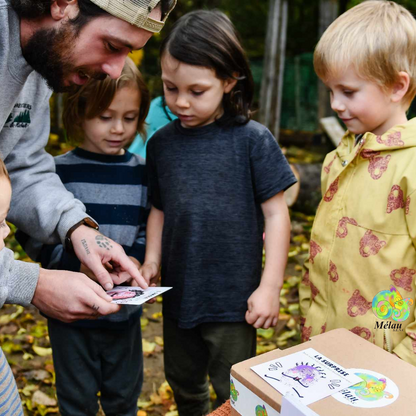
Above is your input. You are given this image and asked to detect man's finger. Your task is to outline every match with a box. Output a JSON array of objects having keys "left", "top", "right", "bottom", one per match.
[
  {"left": 88, "top": 284, "right": 121, "bottom": 315},
  {"left": 111, "top": 254, "right": 148, "bottom": 289},
  {"left": 87, "top": 260, "right": 114, "bottom": 290}
]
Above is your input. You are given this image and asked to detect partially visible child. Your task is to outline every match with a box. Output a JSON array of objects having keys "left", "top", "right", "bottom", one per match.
[
  {"left": 140, "top": 10, "right": 296, "bottom": 415},
  {"left": 18, "top": 57, "right": 151, "bottom": 415},
  {"left": 299, "top": 1, "right": 416, "bottom": 366},
  {"left": 129, "top": 96, "right": 177, "bottom": 158},
  {"left": 0, "top": 160, "right": 24, "bottom": 416}
]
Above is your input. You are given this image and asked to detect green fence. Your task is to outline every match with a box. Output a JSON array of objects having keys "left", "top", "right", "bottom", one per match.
[{"left": 253, "top": 52, "right": 416, "bottom": 134}]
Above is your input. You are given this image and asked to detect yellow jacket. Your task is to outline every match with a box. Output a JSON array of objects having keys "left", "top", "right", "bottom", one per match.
[{"left": 299, "top": 118, "right": 416, "bottom": 365}]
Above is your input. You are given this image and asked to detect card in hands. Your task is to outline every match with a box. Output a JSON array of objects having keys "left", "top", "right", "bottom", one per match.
[{"left": 106, "top": 286, "right": 172, "bottom": 305}]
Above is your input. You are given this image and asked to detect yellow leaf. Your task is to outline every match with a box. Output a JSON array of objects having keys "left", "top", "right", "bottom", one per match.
[
  {"left": 158, "top": 381, "right": 174, "bottom": 400},
  {"left": 156, "top": 296, "right": 163, "bottom": 303},
  {"left": 142, "top": 339, "right": 156, "bottom": 354},
  {"left": 140, "top": 317, "right": 149, "bottom": 329},
  {"left": 2, "top": 341, "right": 22, "bottom": 354},
  {"left": 137, "top": 411, "right": 147, "bottom": 416},
  {"left": 286, "top": 317, "right": 298, "bottom": 330},
  {"left": 256, "top": 342, "right": 277, "bottom": 355},
  {"left": 137, "top": 400, "right": 153, "bottom": 409},
  {"left": 149, "top": 392, "right": 162, "bottom": 405},
  {"left": 151, "top": 312, "right": 163, "bottom": 319},
  {"left": 0, "top": 305, "right": 24, "bottom": 325},
  {"left": 32, "top": 345, "right": 52, "bottom": 357},
  {"left": 276, "top": 329, "right": 297, "bottom": 342},
  {"left": 256, "top": 328, "right": 275, "bottom": 340},
  {"left": 165, "top": 412, "right": 179, "bottom": 416},
  {"left": 20, "top": 384, "right": 37, "bottom": 397},
  {"left": 154, "top": 336, "right": 164, "bottom": 346},
  {"left": 277, "top": 339, "right": 288, "bottom": 348},
  {"left": 288, "top": 304, "right": 300, "bottom": 313},
  {"left": 23, "top": 353, "right": 34, "bottom": 361}
]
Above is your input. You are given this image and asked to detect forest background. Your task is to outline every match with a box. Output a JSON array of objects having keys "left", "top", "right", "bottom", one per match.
[{"left": 3, "top": 1, "right": 416, "bottom": 415}]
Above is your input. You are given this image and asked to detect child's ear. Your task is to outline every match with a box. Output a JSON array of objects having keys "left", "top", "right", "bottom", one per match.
[
  {"left": 391, "top": 71, "right": 410, "bottom": 103},
  {"left": 224, "top": 77, "right": 238, "bottom": 94}
]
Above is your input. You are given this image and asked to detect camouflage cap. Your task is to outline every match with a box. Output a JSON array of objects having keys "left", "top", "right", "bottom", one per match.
[{"left": 89, "top": 0, "right": 176, "bottom": 33}]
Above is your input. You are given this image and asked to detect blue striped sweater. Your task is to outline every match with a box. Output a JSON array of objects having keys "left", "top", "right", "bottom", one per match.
[
  {"left": 17, "top": 147, "right": 149, "bottom": 328},
  {"left": 0, "top": 348, "right": 23, "bottom": 416}
]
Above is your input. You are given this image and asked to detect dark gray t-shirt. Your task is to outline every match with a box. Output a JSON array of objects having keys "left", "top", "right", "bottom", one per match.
[{"left": 147, "top": 118, "right": 296, "bottom": 328}]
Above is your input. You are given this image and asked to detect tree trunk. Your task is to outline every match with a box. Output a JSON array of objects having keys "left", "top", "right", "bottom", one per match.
[
  {"left": 259, "top": 0, "right": 288, "bottom": 142},
  {"left": 317, "top": 0, "right": 339, "bottom": 122}
]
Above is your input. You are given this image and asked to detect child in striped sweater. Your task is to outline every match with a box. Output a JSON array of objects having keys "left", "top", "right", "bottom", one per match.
[
  {"left": 18, "top": 57, "right": 151, "bottom": 416},
  {"left": 0, "top": 159, "right": 24, "bottom": 416}
]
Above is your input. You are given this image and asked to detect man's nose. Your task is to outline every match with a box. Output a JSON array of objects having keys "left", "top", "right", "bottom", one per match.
[{"left": 101, "top": 55, "right": 127, "bottom": 79}]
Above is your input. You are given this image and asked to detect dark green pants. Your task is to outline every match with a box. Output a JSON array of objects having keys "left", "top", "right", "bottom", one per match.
[
  {"left": 48, "top": 318, "right": 143, "bottom": 416},
  {"left": 163, "top": 318, "right": 256, "bottom": 416}
]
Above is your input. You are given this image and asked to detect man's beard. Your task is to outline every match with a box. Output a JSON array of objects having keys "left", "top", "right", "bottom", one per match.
[{"left": 22, "top": 24, "right": 106, "bottom": 93}]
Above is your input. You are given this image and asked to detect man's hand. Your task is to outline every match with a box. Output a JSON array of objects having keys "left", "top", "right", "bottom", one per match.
[
  {"left": 31, "top": 268, "right": 121, "bottom": 323},
  {"left": 245, "top": 281, "right": 281, "bottom": 329},
  {"left": 71, "top": 225, "right": 148, "bottom": 290}
]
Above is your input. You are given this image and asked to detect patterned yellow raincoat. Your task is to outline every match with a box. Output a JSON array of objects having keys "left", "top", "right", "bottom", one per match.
[{"left": 299, "top": 118, "right": 416, "bottom": 366}]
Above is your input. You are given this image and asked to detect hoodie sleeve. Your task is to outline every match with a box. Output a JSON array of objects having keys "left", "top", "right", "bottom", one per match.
[
  {"left": 0, "top": 247, "right": 39, "bottom": 308},
  {"left": 3, "top": 85, "right": 90, "bottom": 245}
]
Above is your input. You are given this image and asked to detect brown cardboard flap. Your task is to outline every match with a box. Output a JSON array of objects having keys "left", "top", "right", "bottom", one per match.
[{"left": 231, "top": 328, "right": 416, "bottom": 415}]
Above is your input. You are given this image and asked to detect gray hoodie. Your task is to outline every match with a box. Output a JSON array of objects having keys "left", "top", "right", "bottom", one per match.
[{"left": 0, "top": 0, "right": 89, "bottom": 307}]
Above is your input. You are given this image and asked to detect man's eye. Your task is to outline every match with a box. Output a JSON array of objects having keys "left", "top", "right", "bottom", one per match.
[
  {"left": 192, "top": 91, "right": 204, "bottom": 96},
  {"left": 100, "top": 116, "right": 111, "bottom": 120},
  {"left": 343, "top": 90, "right": 354, "bottom": 96},
  {"left": 107, "top": 43, "right": 120, "bottom": 52}
]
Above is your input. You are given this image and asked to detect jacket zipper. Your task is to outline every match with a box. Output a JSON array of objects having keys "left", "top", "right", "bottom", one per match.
[{"left": 384, "top": 328, "right": 392, "bottom": 353}]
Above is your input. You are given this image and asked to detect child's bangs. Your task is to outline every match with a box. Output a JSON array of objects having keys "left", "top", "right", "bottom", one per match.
[{"left": 314, "top": 46, "right": 357, "bottom": 84}]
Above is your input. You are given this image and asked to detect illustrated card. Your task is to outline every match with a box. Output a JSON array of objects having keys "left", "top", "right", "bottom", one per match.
[
  {"left": 106, "top": 286, "right": 172, "bottom": 305},
  {"left": 251, "top": 348, "right": 362, "bottom": 405},
  {"left": 332, "top": 368, "right": 399, "bottom": 408}
]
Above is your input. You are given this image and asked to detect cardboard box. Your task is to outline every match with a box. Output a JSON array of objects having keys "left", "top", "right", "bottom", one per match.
[{"left": 230, "top": 328, "right": 416, "bottom": 415}]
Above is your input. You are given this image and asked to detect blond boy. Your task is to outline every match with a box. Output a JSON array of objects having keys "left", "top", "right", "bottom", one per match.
[{"left": 299, "top": 1, "right": 416, "bottom": 365}]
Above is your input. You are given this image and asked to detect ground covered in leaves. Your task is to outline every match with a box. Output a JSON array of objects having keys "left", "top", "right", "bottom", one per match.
[{"left": 1, "top": 211, "right": 314, "bottom": 416}]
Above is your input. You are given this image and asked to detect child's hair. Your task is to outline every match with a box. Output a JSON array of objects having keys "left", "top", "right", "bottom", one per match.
[
  {"left": 314, "top": 0, "right": 416, "bottom": 109},
  {"left": 63, "top": 57, "right": 150, "bottom": 145},
  {"left": 160, "top": 9, "right": 254, "bottom": 125},
  {"left": 0, "top": 158, "right": 10, "bottom": 181}
]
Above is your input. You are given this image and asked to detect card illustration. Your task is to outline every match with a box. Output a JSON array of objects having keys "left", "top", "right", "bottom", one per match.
[{"left": 251, "top": 348, "right": 361, "bottom": 405}]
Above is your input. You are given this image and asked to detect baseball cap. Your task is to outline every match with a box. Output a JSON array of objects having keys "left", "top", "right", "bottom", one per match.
[{"left": 89, "top": 0, "right": 177, "bottom": 33}]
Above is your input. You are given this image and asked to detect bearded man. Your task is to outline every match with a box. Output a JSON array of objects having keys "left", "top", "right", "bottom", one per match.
[{"left": 0, "top": 1, "right": 175, "bottom": 414}]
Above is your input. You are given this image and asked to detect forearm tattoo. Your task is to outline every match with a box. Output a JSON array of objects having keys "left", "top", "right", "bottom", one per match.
[
  {"left": 81, "top": 239, "right": 90, "bottom": 255},
  {"left": 95, "top": 234, "right": 113, "bottom": 250}
]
